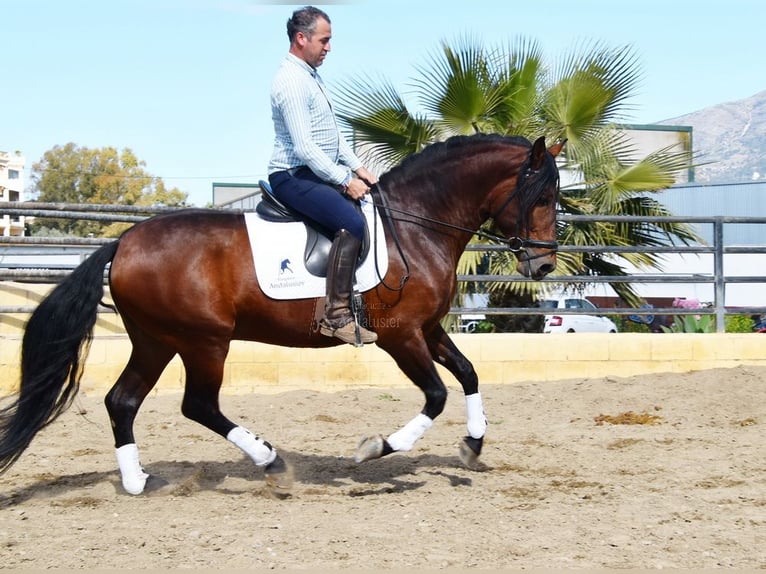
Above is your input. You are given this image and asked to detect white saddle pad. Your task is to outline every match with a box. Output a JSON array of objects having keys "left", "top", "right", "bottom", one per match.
[{"left": 245, "top": 198, "right": 389, "bottom": 300}]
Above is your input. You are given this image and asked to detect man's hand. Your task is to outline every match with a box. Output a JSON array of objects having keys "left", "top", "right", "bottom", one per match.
[
  {"left": 345, "top": 178, "right": 369, "bottom": 201},
  {"left": 355, "top": 166, "right": 378, "bottom": 186}
]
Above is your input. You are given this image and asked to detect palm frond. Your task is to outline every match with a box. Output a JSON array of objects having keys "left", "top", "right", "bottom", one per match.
[
  {"left": 411, "top": 36, "right": 503, "bottom": 135},
  {"left": 333, "top": 74, "right": 439, "bottom": 167},
  {"left": 488, "top": 37, "right": 545, "bottom": 136},
  {"left": 581, "top": 256, "right": 643, "bottom": 306},
  {"left": 541, "top": 41, "right": 641, "bottom": 146}
]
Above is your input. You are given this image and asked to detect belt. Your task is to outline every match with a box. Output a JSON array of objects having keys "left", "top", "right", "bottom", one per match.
[{"left": 286, "top": 166, "right": 308, "bottom": 177}]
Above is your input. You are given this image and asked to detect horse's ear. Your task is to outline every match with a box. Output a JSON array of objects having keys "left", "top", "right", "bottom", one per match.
[
  {"left": 548, "top": 139, "right": 567, "bottom": 158},
  {"left": 530, "top": 136, "right": 547, "bottom": 170}
]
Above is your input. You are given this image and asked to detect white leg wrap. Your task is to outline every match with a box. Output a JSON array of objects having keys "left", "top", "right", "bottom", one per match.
[
  {"left": 227, "top": 426, "right": 277, "bottom": 467},
  {"left": 466, "top": 393, "right": 488, "bottom": 439},
  {"left": 115, "top": 443, "right": 149, "bottom": 495},
  {"left": 387, "top": 413, "right": 433, "bottom": 452}
]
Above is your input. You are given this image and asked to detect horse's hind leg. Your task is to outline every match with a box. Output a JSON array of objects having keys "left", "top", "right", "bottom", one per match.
[
  {"left": 178, "top": 344, "right": 292, "bottom": 494},
  {"left": 105, "top": 330, "right": 175, "bottom": 495},
  {"left": 426, "top": 325, "right": 487, "bottom": 469}
]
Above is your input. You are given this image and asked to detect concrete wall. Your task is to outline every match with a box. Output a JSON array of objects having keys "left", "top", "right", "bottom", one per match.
[{"left": 2, "top": 281, "right": 766, "bottom": 397}]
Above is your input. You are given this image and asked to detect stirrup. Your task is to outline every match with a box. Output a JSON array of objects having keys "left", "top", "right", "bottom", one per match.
[{"left": 319, "top": 319, "right": 377, "bottom": 345}]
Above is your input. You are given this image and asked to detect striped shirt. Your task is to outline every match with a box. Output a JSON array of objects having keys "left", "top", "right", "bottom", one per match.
[{"left": 268, "top": 53, "right": 361, "bottom": 186}]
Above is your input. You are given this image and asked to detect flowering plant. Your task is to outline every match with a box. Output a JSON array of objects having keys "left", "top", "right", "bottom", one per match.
[
  {"left": 661, "top": 298, "right": 715, "bottom": 333},
  {"left": 672, "top": 297, "right": 701, "bottom": 310}
]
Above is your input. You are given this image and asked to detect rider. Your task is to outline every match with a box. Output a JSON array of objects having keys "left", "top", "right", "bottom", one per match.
[{"left": 267, "top": 5, "right": 378, "bottom": 346}]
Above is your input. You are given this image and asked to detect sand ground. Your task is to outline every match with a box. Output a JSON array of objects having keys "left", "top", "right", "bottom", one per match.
[{"left": 2, "top": 365, "right": 765, "bottom": 569}]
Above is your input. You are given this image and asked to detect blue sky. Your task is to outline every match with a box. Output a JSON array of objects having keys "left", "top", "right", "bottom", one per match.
[{"left": 3, "top": 0, "right": 765, "bottom": 206}]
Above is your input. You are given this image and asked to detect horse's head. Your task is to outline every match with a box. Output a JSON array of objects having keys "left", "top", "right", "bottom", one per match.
[{"left": 488, "top": 136, "right": 564, "bottom": 280}]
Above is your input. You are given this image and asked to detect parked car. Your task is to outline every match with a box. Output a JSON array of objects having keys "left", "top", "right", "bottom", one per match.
[
  {"left": 459, "top": 314, "right": 485, "bottom": 333},
  {"left": 540, "top": 297, "right": 618, "bottom": 333}
]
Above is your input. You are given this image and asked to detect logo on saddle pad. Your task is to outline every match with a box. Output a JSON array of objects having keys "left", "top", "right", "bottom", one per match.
[{"left": 244, "top": 199, "right": 388, "bottom": 300}]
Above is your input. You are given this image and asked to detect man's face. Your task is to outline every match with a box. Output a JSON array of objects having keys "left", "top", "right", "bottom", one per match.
[{"left": 299, "top": 17, "right": 331, "bottom": 68}]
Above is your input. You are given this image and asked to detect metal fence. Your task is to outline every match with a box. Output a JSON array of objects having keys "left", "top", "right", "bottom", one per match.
[
  {"left": 451, "top": 214, "right": 766, "bottom": 332},
  {"left": 2, "top": 203, "right": 766, "bottom": 332}
]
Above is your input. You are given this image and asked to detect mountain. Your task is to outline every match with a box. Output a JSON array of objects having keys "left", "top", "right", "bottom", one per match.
[{"left": 659, "top": 89, "right": 766, "bottom": 183}]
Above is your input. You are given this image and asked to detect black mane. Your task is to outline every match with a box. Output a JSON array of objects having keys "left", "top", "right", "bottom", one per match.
[{"left": 386, "top": 133, "right": 532, "bottom": 181}]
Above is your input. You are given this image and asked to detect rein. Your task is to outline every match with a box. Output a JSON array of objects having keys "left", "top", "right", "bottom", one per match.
[
  {"left": 369, "top": 183, "right": 559, "bottom": 254},
  {"left": 369, "top": 184, "right": 411, "bottom": 292},
  {"left": 366, "top": 181, "right": 558, "bottom": 292}
]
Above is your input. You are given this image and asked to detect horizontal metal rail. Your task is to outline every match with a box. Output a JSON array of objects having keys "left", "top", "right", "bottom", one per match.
[
  {"left": 559, "top": 214, "right": 766, "bottom": 224},
  {"left": 0, "top": 201, "right": 183, "bottom": 214},
  {"left": 457, "top": 274, "right": 766, "bottom": 284},
  {"left": 450, "top": 306, "right": 766, "bottom": 316}
]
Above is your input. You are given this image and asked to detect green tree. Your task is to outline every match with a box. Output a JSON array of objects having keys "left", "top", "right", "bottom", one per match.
[
  {"left": 333, "top": 37, "right": 701, "bottom": 316},
  {"left": 30, "top": 143, "right": 188, "bottom": 237}
]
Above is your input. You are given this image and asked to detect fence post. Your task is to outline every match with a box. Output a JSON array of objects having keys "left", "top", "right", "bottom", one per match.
[{"left": 714, "top": 217, "right": 726, "bottom": 333}]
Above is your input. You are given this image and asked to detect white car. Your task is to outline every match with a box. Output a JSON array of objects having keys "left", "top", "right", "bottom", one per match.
[{"left": 540, "top": 297, "right": 618, "bottom": 333}]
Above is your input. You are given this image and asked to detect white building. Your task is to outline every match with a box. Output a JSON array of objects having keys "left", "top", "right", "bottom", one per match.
[{"left": 0, "top": 150, "right": 26, "bottom": 236}]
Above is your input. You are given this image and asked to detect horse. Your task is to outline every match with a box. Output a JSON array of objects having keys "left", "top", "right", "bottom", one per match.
[{"left": 0, "top": 133, "right": 564, "bottom": 496}]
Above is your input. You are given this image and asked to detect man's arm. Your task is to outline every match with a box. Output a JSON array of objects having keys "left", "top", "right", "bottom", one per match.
[{"left": 338, "top": 136, "right": 378, "bottom": 192}]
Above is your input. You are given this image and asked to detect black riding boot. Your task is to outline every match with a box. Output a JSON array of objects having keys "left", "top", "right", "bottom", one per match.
[{"left": 319, "top": 229, "right": 378, "bottom": 345}]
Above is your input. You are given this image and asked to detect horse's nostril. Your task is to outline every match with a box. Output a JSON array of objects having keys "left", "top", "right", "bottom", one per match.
[{"left": 536, "top": 263, "right": 555, "bottom": 277}]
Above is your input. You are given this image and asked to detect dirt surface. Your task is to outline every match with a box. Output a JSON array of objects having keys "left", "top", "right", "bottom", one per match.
[{"left": 2, "top": 365, "right": 766, "bottom": 569}]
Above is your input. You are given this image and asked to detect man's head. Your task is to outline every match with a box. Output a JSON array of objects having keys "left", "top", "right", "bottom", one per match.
[{"left": 287, "top": 6, "right": 332, "bottom": 68}]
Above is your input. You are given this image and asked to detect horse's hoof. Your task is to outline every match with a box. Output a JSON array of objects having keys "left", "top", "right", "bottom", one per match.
[
  {"left": 119, "top": 473, "right": 168, "bottom": 496},
  {"left": 143, "top": 474, "right": 171, "bottom": 495},
  {"left": 459, "top": 436, "right": 484, "bottom": 470},
  {"left": 354, "top": 434, "right": 391, "bottom": 462},
  {"left": 264, "top": 455, "right": 293, "bottom": 498}
]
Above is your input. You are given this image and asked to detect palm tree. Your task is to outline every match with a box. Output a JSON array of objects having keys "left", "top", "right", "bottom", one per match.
[{"left": 333, "top": 36, "right": 700, "bottom": 318}]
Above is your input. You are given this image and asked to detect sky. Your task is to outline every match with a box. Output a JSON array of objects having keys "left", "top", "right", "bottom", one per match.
[{"left": 3, "top": 0, "right": 765, "bottom": 207}]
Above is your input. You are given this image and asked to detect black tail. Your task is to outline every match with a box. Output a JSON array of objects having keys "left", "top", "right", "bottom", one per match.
[{"left": 0, "top": 241, "right": 120, "bottom": 473}]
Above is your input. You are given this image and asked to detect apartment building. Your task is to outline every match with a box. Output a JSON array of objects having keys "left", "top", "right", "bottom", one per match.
[{"left": 0, "top": 150, "right": 25, "bottom": 236}]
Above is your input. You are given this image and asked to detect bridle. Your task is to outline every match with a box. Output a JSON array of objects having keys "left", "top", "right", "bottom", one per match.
[
  {"left": 367, "top": 175, "right": 558, "bottom": 291},
  {"left": 369, "top": 174, "right": 559, "bottom": 254},
  {"left": 483, "top": 180, "right": 559, "bottom": 257}
]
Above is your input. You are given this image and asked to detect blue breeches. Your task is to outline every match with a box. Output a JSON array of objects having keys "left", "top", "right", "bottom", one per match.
[{"left": 268, "top": 168, "right": 365, "bottom": 241}]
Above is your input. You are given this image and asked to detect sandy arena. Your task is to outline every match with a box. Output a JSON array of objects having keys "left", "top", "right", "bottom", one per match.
[{"left": 1, "top": 365, "right": 765, "bottom": 569}]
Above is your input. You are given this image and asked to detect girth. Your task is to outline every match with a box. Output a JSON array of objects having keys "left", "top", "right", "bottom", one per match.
[{"left": 255, "top": 180, "right": 371, "bottom": 278}]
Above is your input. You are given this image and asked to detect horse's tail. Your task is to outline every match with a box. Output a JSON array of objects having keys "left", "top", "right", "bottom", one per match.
[{"left": 0, "top": 240, "right": 120, "bottom": 473}]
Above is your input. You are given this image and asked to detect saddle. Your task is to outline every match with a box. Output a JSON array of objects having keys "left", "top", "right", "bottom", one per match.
[{"left": 255, "top": 180, "right": 370, "bottom": 278}]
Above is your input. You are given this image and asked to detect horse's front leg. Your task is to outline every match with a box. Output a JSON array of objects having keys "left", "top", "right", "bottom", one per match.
[
  {"left": 425, "top": 325, "right": 487, "bottom": 469},
  {"left": 355, "top": 332, "right": 448, "bottom": 462}
]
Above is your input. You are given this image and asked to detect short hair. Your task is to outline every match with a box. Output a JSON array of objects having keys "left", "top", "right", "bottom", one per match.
[{"left": 286, "top": 6, "right": 331, "bottom": 43}]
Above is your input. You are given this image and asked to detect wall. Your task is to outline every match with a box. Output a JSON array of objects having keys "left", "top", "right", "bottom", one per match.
[{"left": 2, "top": 281, "right": 765, "bottom": 396}]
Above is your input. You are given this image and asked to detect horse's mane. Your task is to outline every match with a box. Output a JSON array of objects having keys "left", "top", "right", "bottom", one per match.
[{"left": 386, "top": 133, "right": 532, "bottom": 180}]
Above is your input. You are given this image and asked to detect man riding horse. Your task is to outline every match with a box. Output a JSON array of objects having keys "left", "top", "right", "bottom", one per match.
[{"left": 267, "top": 6, "right": 378, "bottom": 345}]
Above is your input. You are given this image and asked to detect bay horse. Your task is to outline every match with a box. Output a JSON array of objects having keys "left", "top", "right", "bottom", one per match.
[{"left": 0, "top": 134, "right": 563, "bottom": 496}]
